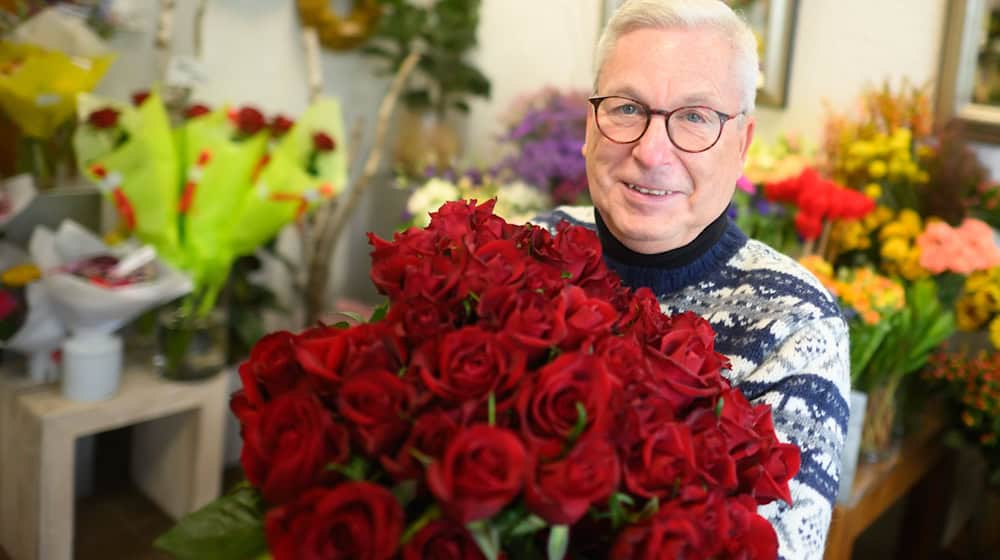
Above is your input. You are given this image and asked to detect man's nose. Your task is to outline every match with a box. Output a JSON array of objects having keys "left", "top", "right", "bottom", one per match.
[{"left": 631, "top": 115, "right": 679, "bottom": 168}]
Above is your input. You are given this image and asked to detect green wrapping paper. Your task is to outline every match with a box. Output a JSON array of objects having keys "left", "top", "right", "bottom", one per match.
[
  {"left": 74, "top": 91, "right": 180, "bottom": 260},
  {"left": 73, "top": 93, "right": 349, "bottom": 316},
  {"left": 177, "top": 109, "right": 269, "bottom": 274}
]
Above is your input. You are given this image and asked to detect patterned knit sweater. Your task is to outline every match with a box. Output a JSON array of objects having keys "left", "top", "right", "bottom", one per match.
[{"left": 532, "top": 206, "right": 850, "bottom": 560}]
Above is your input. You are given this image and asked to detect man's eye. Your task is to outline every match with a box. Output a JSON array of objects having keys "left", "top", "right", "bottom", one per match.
[
  {"left": 682, "top": 110, "right": 708, "bottom": 123},
  {"left": 615, "top": 103, "right": 640, "bottom": 115}
]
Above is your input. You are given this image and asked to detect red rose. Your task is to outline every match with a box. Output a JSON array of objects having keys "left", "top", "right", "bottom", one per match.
[
  {"left": 477, "top": 284, "right": 568, "bottom": 353},
  {"left": 413, "top": 325, "right": 525, "bottom": 407},
  {"left": 426, "top": 424, "right": 527, "bottom": 523},
  {"left": 611, "top": 491, "right": 778, "bottom": 560},
  {"left": 524, "top": 437, "right": 619, "bottom": 525},
  {"left": 272, "top": 114, "right": 295, "bottom": 135},
  {"left": 336, "top": 369, "right": 416, "bottom": 456},
  {"left": 464, "top": 239, "right": 528, "bottom": 295},
  {"left": 87, "top": 107, "right": 119, "bottom": 129},
  {"left": 428, "top": 199, "right": 507, "bottom": 250},
  {"left": 400, "top": 251, "right": 469, "bottom": 306},
  {"left": 385, "top": 299, "right": 458, "bottom": 345},
  {"left": 368, "top": 228, "right": 438, "bottom": 300},
  {"left": 131, "top": 90, "right": 150, "bottom": 106},
  {"left": 233, "top": 106, "right": 266, "bottom": 136},
  {"left": 240, "top": 391, "right": 349, "bottom": 504},
  {"left": 551, "top": 221, "right": 603, "bottom": 282},
  {"left": 402, "top": 519, "right": 486, "bottom": 560},
  {"left": 517, "top": 351, "right": 616, "bottom": 458},
  {"left": 312, "top": 131, "right": 336, "bottom": 151},
  {"left": 237, "top": 331, "right": 304, "bottom": 411},
  {"left": 185, "top": 103, "right": 212, "bottom": 119},
  {"left": 266, "top": 482, "right": 404, "bottom": 560},
  {"left": 561, "top": 285, "right": 618, "bottom": 349},
  {"left": 623, "top": 422, "right": 698, "bottom": 499},
  {"left": 294, "top": 323, "right": 405, "bottom": 386},
  {"left": 381, "top": 409, "right": 461, "bottom": 481}
]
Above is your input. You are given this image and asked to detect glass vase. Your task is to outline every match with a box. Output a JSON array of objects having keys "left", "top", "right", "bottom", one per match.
[
  {"left": 859, "top": 380, "right": 902, "bottom": 463},
  {"left": 155, "top": 306, "right": 227, "bottom": 381}
]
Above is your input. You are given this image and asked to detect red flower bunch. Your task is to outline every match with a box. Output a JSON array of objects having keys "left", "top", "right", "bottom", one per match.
[
  {"left": 229, "top": 200, "right": 799, "bottom": 559},
  {"left": 765, "top": 167, "right": 875, "bottom": 240}
]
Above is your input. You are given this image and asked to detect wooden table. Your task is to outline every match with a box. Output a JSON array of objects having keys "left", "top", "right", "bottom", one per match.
[
  {"left": 0, "top": 363, "right": 228, "bottom": 560},
  {"left": 824, "top": 411, "right": 951, "bottom": 560}
]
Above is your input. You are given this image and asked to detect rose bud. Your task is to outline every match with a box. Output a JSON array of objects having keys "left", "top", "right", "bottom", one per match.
[
  {"left": 312, "top": 131, "right": 336, "bottom": 152},
  {"left": 87, "top": 107, "right": 120, "bottom": 129}
]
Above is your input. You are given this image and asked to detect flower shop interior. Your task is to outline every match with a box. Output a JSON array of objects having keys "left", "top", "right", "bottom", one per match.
[{"left": 2, "top": 0, "right": 1000, "bottom": 559}]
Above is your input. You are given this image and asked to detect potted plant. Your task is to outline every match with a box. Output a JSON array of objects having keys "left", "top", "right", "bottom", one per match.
[{"left": 361, "top": 0, "right": 491, "bottom": 174}]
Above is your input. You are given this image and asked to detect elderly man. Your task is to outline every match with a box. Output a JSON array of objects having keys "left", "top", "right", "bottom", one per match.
[{"left": 532, "top": 0, "right": 850, "bottom": 558}]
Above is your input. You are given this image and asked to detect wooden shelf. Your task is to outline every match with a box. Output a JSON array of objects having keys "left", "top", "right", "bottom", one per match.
[{"left": 824, "top": 410, "right": 950, "bottom": 560}]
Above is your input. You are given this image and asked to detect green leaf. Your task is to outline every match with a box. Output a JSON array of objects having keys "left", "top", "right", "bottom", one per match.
[
  {"left": 714, "top": 396, "right": 725, "bottom": 418},
  {"left": 392, "top": 479, "right": 419, "bottom": 508},
  {"left": 327, "top": 455, "right": 369, "bottom": 480},
  {"left": 488, "top": 391, "right": 496, "bottom": 427},
  {"left": 369, "top": 301, "right": 389, "bottom": 323},
  {"left": 508, "top": 514, "right": 548, "bottom": 537},
  {"left": 153, "top": 486, "right": 267, "bottom": 560},
  {"left": 565, "top": 402, "right": 587, "bottom": 447},
  {"left": 401, "top": 504, "right": 441, "bottom": 544},
  {"left": 467, "top": 520, "right": 500, "bottom": 560},
  {"left": 547, "top": 525, "right": 570, "bottom": 560},
  {"left": 332, "top": 311, "right": 365, "bottom": 324}
]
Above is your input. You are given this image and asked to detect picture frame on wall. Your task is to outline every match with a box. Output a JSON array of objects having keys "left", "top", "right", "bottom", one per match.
[
  {"left": 600, "top": 0, "right": 799, "bottom": 107},
  {"left": 937, "top": 0, "right": 1000, "bottom": 143}
]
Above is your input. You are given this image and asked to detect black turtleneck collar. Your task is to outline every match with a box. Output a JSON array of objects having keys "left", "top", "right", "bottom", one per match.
[{"left": 594, "top": 207, "right": 731, "bottom": 269}]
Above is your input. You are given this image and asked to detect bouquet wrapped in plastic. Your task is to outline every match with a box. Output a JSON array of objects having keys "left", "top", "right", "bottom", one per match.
[
  {"left": 157, "top": 200, "right": 800, "bottom": 560},
  {"left": 73, "top": 91, "right": 348, "bottom": 318}
]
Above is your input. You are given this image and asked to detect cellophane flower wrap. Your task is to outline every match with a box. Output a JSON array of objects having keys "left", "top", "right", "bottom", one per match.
[
  {"left": 73, "top": 90, "right": 348, "bottom": 315},
  {"left": 157, "top": 200, "right": 800, "bottom": 560}
]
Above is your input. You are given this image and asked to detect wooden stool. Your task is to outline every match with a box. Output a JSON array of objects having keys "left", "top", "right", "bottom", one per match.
[{"left": 0, "top": 363, "right": 228, "bottom": 560}]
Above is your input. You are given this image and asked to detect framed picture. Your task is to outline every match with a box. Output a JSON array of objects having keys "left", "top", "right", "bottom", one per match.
[
  {"left": 937, "top": 0, "right": 1000, "bottom": 143},
  {"left": 600, "top": 0, "right": 799, "bottom": 107}
]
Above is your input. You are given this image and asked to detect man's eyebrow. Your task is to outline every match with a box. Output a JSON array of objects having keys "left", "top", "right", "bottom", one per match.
[
  {"left": 595, "top": 87, "right": 722, "bottom": 109},
  {"left": 600, "top": 85, "right": 646, "bottom": 101}
]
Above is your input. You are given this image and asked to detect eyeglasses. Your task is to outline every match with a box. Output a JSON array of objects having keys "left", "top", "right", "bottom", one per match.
[{"left": 588, "top": 95, "right": 743, "bottom": 153}]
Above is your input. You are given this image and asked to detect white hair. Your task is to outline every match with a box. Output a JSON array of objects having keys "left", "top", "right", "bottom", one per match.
[{"left": 594, "top": 0, "right": 759, "bottom": 112}]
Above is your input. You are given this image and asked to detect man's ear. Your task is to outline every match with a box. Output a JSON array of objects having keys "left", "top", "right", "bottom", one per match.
[{"left": 739, "top": 116, "right": 755, "bottom": 164}]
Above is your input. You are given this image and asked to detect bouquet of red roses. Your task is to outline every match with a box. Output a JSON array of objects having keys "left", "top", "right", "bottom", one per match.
[{"left": 157, "top": 200, "right": 800, "bottom": 560}]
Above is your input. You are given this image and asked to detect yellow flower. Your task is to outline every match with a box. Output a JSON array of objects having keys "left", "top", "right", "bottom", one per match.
[
  {"left": 1, "top": 264, "right": 40, "bottom": 287},
  {"left": 863, "top": 183, "right": 882, "bottom": 199},
  {"left": 956, "top": 297, "right": 990, "bottom": 331},
  {"left": 973, "top": 284, "right": 1000, "bottom": 314},
  {"left": 897, "top": 208, "right": 922, "bottom": 233},
  {"left": 880, "top": 236, "right": 910, "bottom": 262},
  {"left": 990, "top": 316, "right": 1000, "bottom": 349},
  {"left": 868, "top": 159, "right": 888, "bottom": 179}
]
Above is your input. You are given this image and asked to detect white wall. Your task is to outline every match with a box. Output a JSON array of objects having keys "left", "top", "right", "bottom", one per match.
[{"left": 92, "top": 0, "right": 1000, "bottom": 301}]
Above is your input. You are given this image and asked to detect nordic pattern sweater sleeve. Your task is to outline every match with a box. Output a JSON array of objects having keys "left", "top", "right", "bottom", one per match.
[{"left": 531, "top": 206, "right": 851, "bottom": 559}]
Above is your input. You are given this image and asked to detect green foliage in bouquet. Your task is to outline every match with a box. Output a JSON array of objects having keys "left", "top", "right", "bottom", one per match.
[
  {"left": 853, "top": 278, "right": 955, "bottom": 393},
  {"left": 361, "top": 0, "right": 491, "bottom": 116}
]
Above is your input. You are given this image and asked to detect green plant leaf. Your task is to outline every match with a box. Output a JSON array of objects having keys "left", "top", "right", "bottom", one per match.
[
  {"left": 547, "top": 525, "right": 570, "bottom": 560},
  {"left": 153, "top": 486, "right": 267, "bottom": 560},
  {"left": 508, "top": 514, "right": 548, "bottom": 537},
  {"left": 369, "top": 301, "right": 389, "bottom": 323},
  {"left": 467, "top": 520, "right": 500, "bottom": 560}
]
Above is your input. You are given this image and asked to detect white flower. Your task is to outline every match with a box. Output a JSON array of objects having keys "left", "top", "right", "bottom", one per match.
[
  {"left": 406, "top": 177, "right": 461, "bottom": 227},
  {"left": 493, "top": 180, "right": 550, "bottom": 224}
]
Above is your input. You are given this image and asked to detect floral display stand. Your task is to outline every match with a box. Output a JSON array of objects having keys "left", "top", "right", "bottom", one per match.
[{"left": 0, "top": 360, "right": 227, "bottom": 560}]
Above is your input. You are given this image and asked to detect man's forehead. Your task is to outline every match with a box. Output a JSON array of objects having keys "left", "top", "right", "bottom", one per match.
[{"left": 597, "top": 27, "right": 739, "bottom": 107}]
